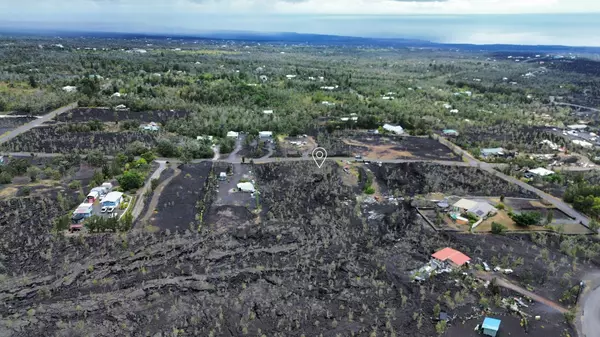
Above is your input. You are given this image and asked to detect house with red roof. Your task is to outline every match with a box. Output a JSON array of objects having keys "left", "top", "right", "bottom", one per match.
[{"left": 432, "top": 247, "right": 471, "bottom": 268}]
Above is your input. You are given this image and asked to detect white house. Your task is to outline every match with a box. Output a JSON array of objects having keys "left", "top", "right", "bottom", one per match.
[
  {"left": 115, "top": 104, "right": 128, "bottom": 111},
  {"left": 320, "top": 86, "right": 336, "bottom": 90},
  {"left": 62, "top": 86, "right": 77, "bottom": 93},
  {"left": 322, "top": 101, "right": 335, "bottom": 106},
  {"left": 453, "top": 199, "right": 497, "bottom": 218},
  {"left": 383, "top": 124, "right": 404, "bottom": 135},
  {"left": 443, "top": 104, "right": 452, "bottom": 109},
  {"left": 382, "top": 96, "right": 394, "bottom": 100},
  {"left": 263, "top": 110, "right": 274, "bottom": 114},
  {"left": 227, "top": 131, "right": 239, "bottom": 138},
  {"left": 449, "top": 109, "right": 459, "bottom": 114},
  {"left": 111, "top": 92, "right": 122, "bottom": 98},
  {"left": 101, "top": 192, "right": 123, "bottom": 208},
  {"left": 285, "top": 75, "right": 297, "bottom": 79}
]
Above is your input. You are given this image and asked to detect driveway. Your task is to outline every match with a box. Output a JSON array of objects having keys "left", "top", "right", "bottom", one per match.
[
  {"left": 0, "top": 102, "right": 77, "bottom": 145},
  {"left": 475, "top": 271, "right": 568, "bottom": 313}
]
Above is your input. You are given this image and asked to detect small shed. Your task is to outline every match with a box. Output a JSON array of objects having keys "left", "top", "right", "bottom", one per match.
[
  {"left": 237, "top": 182, "right": 255, "bottom": 193},
  {"left": 443, "top": 129, "right": 459, "bottom": 136},
  {"left": 227, "top": 131, "right": 239, "bottom": 138},
  {"left": 482, "top": 317, "right": 501, "bottom": 337},
  {"left": 259, "top": 131, "right": 273, "bottom": 139},
  {"left": 382, "top": 124, "right": 404, "bottom": 135},
  {"left": 528, "top": 167, "right": 555, "bottom": 177},
  {"left": 481, "top": 148, "right": 504, "bottom": 157}
]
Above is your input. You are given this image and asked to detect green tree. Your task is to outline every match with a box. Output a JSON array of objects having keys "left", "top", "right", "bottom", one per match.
[
  {"left": 92, "top": 170, "right": 104, "bottom": 187},
  {"left": 156, "top": 139, "right": 178, "bottom": 157},
  {"left": 53, "top": 214, "right": 70, "bottom": 232},
  {"left": 28, "top": 75, "right": 37, "bottom": 88},
  {"left": 590, "top": 219, "right": 600, "bottom": 233},
  {"left": 0, "top": 172, "right": 12, "bottom": 184},
  {"left": 141, "top": 151, "right": 156, "bottom": 163},
  {"left": 433, "top": 303, "right": 441, "bottom": 317},
  {"left": 27, "top": 166, "right": 41, "bottom": 182},
  {"left": 435, "top": 320, "right": 447, "bottom": 335},
  {"left": 117, "top": 171, "right": 144, "bottom": 191},
  {"left": 119, "top": 210, "right": 133, "bottom": 231}
]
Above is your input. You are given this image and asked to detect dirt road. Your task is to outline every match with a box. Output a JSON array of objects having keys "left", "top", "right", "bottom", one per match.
[
  {"left": 0, "top": 102, "right": 77, "bottom": 145},
  {"left": 139, "top": 166, "right": 182, "bottom": 224},
  {"left": 475, "top": 271, "right": 568, "bottom": 313},
  {"left": 131, "top": 160, "right": 168, "bottom": 221}
]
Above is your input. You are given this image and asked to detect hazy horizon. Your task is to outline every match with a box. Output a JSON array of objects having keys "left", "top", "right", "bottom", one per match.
[{"left": 1, "top": 0, "right": 599, "bottom": 47}]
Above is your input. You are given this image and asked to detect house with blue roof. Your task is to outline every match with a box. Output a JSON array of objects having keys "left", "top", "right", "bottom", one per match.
[{"left": 482, "top": 317, "right": 501, "bottom": 337}]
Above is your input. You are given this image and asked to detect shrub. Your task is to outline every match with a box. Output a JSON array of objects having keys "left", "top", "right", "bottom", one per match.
[
  {"left": 511, "top": 212, "right": 542, "bottom": 227},
  {"left": 364, "top": 186, "right": 375, "bottom": 194},
  {"left": 491, "top": 222, "right": 507, "bottom": 234},
  {"left": 151, "top": 178, "right": 159, "bottom": 191},
  {"left": 0, "top": 172, "right": 12, "bottom": 184},
  {"left": 496, "top": 203, "right": 505, "bottom": 210},
  {"left": 68, "top": 180, "right": 82, "bottom": 190},
  {"left": 435, "top": 320, "right": 447, "bottom": 335}
]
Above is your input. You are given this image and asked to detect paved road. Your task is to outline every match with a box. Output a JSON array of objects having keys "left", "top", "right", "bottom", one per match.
[
  {"left": 552, "top": 102, "right": 600, "bottom": 112},
  {"left": 131, "top": 160, "right": 168, "bottom": 222},
  {"left": 0, "top": 103, "right": 78, "bottom": 145},
  {"left": 578, "top": 273, "right": 600, "bottom": 337}
]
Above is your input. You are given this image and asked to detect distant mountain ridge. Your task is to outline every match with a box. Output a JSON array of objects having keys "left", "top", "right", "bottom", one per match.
[{"left": 1, "top": 28, "right": 600, "bottom": 53}]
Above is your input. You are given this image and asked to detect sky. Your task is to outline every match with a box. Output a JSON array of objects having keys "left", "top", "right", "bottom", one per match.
[{"left": 1, "top": 0, "right": 600, "bottom": 46}]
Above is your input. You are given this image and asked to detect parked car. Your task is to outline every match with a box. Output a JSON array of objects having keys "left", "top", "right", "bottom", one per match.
[
  {"left": 101, "top": 206, "right": 107, "bottom": 213},
  {"left": 107, "top": 206, "right": 115, "bottom": 213}
]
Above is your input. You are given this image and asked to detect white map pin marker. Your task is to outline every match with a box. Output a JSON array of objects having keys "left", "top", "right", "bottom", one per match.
[{"left": 312, "top": 147, "right": 327, "bottom": 168}]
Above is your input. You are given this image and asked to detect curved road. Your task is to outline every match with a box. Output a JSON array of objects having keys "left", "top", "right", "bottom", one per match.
[
  {"left": 551, "top": 102, "right": 600, "bottom": 113},
  {"left": 579, "top": 274, "right": 600, "bottom": 337}
]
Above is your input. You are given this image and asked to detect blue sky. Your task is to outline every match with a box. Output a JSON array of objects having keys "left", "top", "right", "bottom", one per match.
[{"left": 1, "top": 0, "right": 599, "bottom": 46}]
